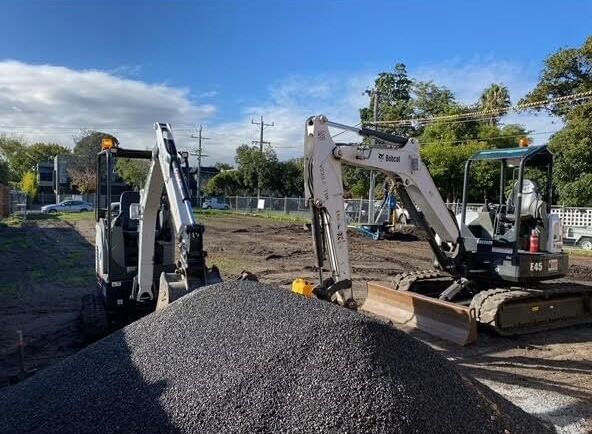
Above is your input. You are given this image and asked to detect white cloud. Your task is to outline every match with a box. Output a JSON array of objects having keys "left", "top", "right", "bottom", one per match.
[
  {"left": 203, "top": 73, "right": 373, "bottom": 164},
  {"left": 0, "top": 59, "right": 560, "bottom": 168},
  {"left": 413, "top": 58, "right": 562, "bottom": 144},
  {"left": 0, "top": 60, "right": 215, "bottom": 151}
]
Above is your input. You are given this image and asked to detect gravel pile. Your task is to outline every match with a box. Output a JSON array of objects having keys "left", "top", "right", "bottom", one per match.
[{"left": 0, "top": 281, "right": 553, "bottom": 434}]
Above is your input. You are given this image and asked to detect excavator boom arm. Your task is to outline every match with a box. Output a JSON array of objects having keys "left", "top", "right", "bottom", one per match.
[
  {"left": 136, "top": 123, "right": 202, "bottom": 301},
  {"left": 304, "top": 115, "right": 460, "bottom": 304}
]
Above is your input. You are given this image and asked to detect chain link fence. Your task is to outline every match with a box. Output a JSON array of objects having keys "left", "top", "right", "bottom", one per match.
[{"left": 5, "top": 190, "right": 592, "bottom": 235}]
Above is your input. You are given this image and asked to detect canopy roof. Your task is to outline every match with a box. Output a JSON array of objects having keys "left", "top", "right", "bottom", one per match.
[{"left": 469, "top": 145, "right": 551, "bottom": 163}]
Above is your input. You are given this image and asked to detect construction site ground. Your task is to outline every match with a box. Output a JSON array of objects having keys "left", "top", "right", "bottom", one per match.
[{"left": 0, "top": 211, "right": 591, "bottom": 433}]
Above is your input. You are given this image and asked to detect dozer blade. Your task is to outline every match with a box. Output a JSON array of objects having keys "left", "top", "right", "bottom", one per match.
[{"left": 362, "top": 281, "right": 478, "bottom": 345}]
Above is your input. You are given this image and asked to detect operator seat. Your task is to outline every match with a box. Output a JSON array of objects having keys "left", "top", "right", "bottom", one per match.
[
  {"left": 505, "top": 180, "right": 548, "bottom": 222},
  {"left": 118, "top": 191, "right": 140, "bottom": 232},
  {"left": 110, "top": 191, "right": 141, "bottom": 273},
  {"left": 500, "top": 180, "right": 548, "bottom": 246}
]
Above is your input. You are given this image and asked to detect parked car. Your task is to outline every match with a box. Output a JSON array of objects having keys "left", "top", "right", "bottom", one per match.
[
  {"left": 41, "top": 200, "right": 93, "bottom": 214},
  {"left": 202, "top": 198, "right": 229, "bottom": 210},
  {"left": 564, "top": 226, "right": 592, "bottom": 250}
]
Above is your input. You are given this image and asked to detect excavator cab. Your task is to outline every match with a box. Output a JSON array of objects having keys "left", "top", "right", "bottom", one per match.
[{"left": 459, "top": 145, "right": 568, "bottom": 283}]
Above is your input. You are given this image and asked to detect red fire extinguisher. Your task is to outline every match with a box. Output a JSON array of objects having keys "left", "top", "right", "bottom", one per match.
[{"left": 529, "top": 229, "right": 540, "bottom": 253}]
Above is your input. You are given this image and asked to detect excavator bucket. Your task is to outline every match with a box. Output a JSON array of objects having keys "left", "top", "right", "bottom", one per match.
[
  {"left": 156, "top": 269, "right": 223, "bottom": 311},
  {"left": 362, "top": 281, "right": 478, "bottom": 345}
]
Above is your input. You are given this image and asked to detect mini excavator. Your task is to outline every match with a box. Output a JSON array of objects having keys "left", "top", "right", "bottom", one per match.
[
  {"left": 83, "top": 123, "right": 221, "bottom": 340},
  {"left": 302, "top": 115, "right": 592, "bottom": 344}
]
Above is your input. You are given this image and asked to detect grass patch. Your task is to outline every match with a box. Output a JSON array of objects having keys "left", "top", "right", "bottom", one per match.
[
  {"left": 0, "top": 215, "right": 25, "bottom": 227},
  {"left": 0, "top": 283, "right": 20, "bottom": 297},
  {"left": 209, "top": 256, "right": 253, "bottom": 276},
  {"left": 6, "top": 211, "right": 95, "bottom": 224},
  {"left": 59, "top": 251, "right": 83, "bottom": 268},
  {"left": 56, "top": 211, "right": 94, "bottom": 223},
  {"left": 196, "top": 209, "right": 309, "bottom": 224},
  {"left": 565, "top": 247, "right": 592, "bottom": 257},
  {"left": 61, "top": 274, "right": 91, "bottom": 286},
  {"left": 31, "top": 270, "right": 50, "bottom": 282}
]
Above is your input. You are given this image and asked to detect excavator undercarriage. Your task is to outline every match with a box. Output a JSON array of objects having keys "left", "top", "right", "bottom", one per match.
[{"left": 365, "top": 276, "right": 592, "bottom": 345}]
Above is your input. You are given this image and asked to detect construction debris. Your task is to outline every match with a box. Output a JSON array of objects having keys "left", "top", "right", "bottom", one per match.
[{"left": 0, "top": 281, "right": 553, "bottom": 433}]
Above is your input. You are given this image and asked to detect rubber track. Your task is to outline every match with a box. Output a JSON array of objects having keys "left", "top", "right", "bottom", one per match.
[
  {"left": 392, "top": 269, "right": 450, "bottom": 291},
  {"left": 470, "top": 284, "right": 592, "bottom": 336},
  {"left": 81, "top": 294, "right": 109, "bottom": 342}
]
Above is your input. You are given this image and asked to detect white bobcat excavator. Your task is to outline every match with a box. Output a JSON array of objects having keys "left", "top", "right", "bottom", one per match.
[
  {"left": 303, "top": 115, "right": 592, "bottom": 344},
  {"left": 85, "top": 123, "right": 221, "bottom": 340}
]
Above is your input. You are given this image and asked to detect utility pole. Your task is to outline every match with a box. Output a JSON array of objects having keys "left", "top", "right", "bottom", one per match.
[
  {"left": 190, "top": 125, "right": 209, "bottom": 207},
  {"left": 251, "top": 116, "right": 274, "bottom": 199},
  {"left": 368, "top": 90, "right": 380, "bottom": 224}
]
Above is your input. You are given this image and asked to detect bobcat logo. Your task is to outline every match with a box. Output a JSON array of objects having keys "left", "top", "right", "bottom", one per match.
[{"left": 378, "top": 153, "right": 385, "bottom": 161}]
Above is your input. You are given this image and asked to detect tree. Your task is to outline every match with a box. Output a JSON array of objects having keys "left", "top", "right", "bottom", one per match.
[
  {"left": 235, "top": 144, "right": 278, "bottom": 195},
  {"left": 20, "top": 171, "right": 38, "bottom": 203},
  {"left": 272, "top": 159, "right": 304, "bottom": 197},
  {"left": 115, "top": 158, "right": 150, "bottom": 190},
  {"left": 521, "top": 36, "right": 592, "bottom": 205},
  {"left": 420, "top": 105, "right": 482, "bottom": 145},
  {"left": 360, "top": 63, "right": 414, "bottom": 137},
  {"left": 479, "top": 83, "right": 511, "bottom": 125},
  {"left": 0, "top": 160, "right": 9, "bottom": 185},
  {"left": 69, "top": 131, "right": 116, "bottom": 193},
  {"left": 413, "top": 81, "right": 456, "bottom": 118},
  {"left": 420, "top": 141, "right": 489, "bottom": 202},
  {"left": 546, "top": 111, "right": 592, "bottom": 205},
  {"left": 0, "top": 136, "right": 70, "bottom": 182},
  {"left": 521, "top": 36, "right": 592, "bottom": 119},
  {"left": 206, "top": 170, "right": 244, "bottom": 196},
  {"left": 215, "top": 162, "right": 233, "bottom": 171}
]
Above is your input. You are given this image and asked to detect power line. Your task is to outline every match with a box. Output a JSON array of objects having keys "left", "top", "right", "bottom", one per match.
[
  {"left": 421, "top": 129, "right": 559, "bottom": 146},
  {"left": 363, "top": 90, "right": 592, "bottom": 127}
]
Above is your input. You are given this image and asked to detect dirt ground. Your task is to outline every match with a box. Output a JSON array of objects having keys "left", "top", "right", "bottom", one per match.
[{"left": 1, "top": 212, "right": 591, "bottom": 433}]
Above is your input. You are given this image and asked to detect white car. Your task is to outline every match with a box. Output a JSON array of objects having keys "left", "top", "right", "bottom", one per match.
[
  {"left": 41, "top": 200, "right": 94, "bottom": 214},
  {"left": 202, "top": 198, "right": 230, "bottom": 210}
]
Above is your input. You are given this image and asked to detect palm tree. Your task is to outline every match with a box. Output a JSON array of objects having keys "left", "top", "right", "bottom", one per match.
[{"left": 479, "top": 84, "right": 511, "bottom": 125}]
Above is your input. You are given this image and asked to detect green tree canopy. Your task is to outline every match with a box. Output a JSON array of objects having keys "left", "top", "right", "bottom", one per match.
[
  {"left": 206, "top": 170, "right": 244, "bottom": 196},
  {"left": 234, "top": 144, "right": 278, "bottom": 195},
  {"left": 479, "top": 83, "right": 511, "bottom": 125},
  {"left": 115, "top": 158, "right": 150, "bottom": 190},
  {"left": 214, "top": 162, "right": 233, "bottom": 171},
  {"left": 0, "top": 160, "right": 10, "bottom": 185},
  {"left": 69, "top": 131, "right": 117, "bottom": 193},
  {"left": 0, "top": 136, "right": 70, "bottom": 182},
  {"left": 521, "top": 36, "right": 592, "bottom": 205},
  {"left": 521, "top": 35, "right": 592, "bottom": 119}
]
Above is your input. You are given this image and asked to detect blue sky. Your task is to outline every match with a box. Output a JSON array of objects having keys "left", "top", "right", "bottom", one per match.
[{"left": 0, "top": 0, "right": 590, "bottom": 163}]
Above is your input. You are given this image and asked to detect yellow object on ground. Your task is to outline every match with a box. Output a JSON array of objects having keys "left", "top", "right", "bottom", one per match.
[{"left": 291, "top": 279, "right": 315, "bottom": 297}]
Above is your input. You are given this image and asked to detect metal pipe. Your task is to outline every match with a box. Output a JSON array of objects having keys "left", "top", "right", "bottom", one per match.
[
  {"left": 513, "top": 160, "right": 526, "bottom": 260},
  {"left": 106, "top": 151, "right": 112, "bottom": 277},
  {"left": 460, "top": 160, "right": 471, "bottom": 227},
  {"left": 547, "top": 156, "right": 553, "bottom": 213},
  {"left": 325, "top": 120, "right": 408, "bottom": 145},
  {"left": 17, "top": 330, "right": 25, "bottom": 374}
]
